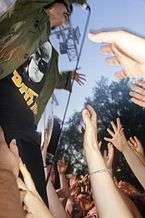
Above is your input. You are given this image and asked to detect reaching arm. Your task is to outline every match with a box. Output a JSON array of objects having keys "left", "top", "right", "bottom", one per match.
[
  {"left": 123, "top": 145, "right": 145, "bottom": 189},
  {"left": 57, "top": 160, "right": 70, "bottom": 197},
  {"left": 82, "top": 105, "right": 133, "bottom": 218},
  {"left": 88, "top": 30, "right": 145, "bottom": 79},
  {"left": 47, "top": 180, "right": 67, "bottom": 218},
  {"left": 105, "top": 118, "right": 145, "bottom": 190}
]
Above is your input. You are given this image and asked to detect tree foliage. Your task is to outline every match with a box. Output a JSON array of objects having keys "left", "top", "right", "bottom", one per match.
[{"left": 57, "top": 77, "right": 145, "bottom": 189}]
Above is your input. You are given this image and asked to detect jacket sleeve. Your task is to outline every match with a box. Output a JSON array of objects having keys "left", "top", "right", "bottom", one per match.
[{"left": 55, "top": 71, "right": 72, "bottom": 92}]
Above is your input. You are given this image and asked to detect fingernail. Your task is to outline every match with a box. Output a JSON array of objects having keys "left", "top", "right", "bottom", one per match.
[{"left": 129, "top": 92, "right": 133, "bottom": 96}]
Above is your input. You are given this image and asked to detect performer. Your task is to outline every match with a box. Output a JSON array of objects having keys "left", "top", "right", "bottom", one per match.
[{"left": 0, "top": 0, "right": 86, "bottom": 204}]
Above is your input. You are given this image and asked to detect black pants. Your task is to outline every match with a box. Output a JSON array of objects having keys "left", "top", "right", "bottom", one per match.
[{"left": 5, "top": 131, "right": 48, "bottom": 206}]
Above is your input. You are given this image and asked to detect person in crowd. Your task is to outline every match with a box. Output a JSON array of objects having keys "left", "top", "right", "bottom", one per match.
[
  {"left": 82, "top": 104, "right": 135, "bottom": 218},
  {"left": 0, "top": 0, "right": 86, "bottom": 204},
  {"left": 104, "top": 118, "right": 145, "bottom": 189},
  {"left": 0, "top": 0, "right": 86, "bottom": 77},
  {"left": 0, "top": 127, "right": 24, "bottom": 218}
]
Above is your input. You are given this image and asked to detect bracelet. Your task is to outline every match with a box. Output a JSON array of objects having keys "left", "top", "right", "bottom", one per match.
[
  {"left": 89, "top": 168, "right": 109, "bottom": 176},
  {"left": 44, "top": 166, "right": 47, "bottom": 168}
]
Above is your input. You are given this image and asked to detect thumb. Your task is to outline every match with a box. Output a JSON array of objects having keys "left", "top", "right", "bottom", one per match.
[
  {"left": 10, "top": 139, "right": 19, "bottom": 157},
  {"left": 0, "top": 127, "right": 7, "bottom": 145}
]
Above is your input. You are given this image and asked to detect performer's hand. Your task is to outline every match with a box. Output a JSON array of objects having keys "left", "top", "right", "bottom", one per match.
[{"left": 71, "top": 70, "right": 86, "bottom": 86}]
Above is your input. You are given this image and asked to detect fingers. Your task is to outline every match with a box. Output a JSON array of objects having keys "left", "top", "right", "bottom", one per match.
[
  {"left": 116, "top": 118, "right": 122, "bottom": 129},
  {"left": 114, "top": 71, "right": 127, "bottom": 80},
  {"left": 110, "top": 121, "right": 117, "bottom": 132},
  {"left": 106, "top": 56, "right": 120, "bottom": 65},
  {"left": 104, "top": 137, "right": 112, "bottom": 143},
  {"left": 19, "top": 161, "right": 37, "bottom": 193},
  {"left": 130, "top": 83, "right": 145, "bottom": 107},
  {"left": 98, "top": 141, "right": 102, "bottom": 149},
  {"left": 130, "top": 84, "right": 145, "bottom": 96},
  {"left": 76, "top": 79, "right": 85, "bottom": 86},
  {"left": 107, "top": 128, "right": 114, "bottom": 137},
  {"left": 133, "top": 80, "right": 145, "bottom": 88},
  {"left": 9, "top": 139, "right": 19, "bottom": 157},
  {"left": 82, "top": 108, "right": 91, "bottom": 125},
  {"left": 0, "top": 127, "right": 7, "bottom": 145},
  {"left": 130, "top": 97, "right": 145, "bottom": 108},
  {"left": 75, "top": 73, "right": 86, "bottom": 86},
  {"left": 17, "top": 177, "right": 28, "bottom": 191},
  {"left": 108, "top": 143, "right": 114, "bottom": 156},
  {"left": 134, "top": 136, "right": 142, "bottom": 148},
  {"left": 88, "top": 31, "right": 118, "bottom": 44},
  {"left": 129, "top": 87, "right": 145, "bottom": 107},
  {"left": 100, "top": 44, "right": 113, "bottom": 55},
  {"left": 86, "top": 105, "right": 97, "bottom": 124}
]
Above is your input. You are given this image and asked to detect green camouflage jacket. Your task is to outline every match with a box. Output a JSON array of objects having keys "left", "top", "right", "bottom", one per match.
[{"left": 0, "top": 0, "right": 86, "bottom": 122}]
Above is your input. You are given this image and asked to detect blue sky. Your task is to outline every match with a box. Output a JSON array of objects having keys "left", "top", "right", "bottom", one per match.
[{"left": 38, "top": 0, "right": 145, "bottom": 130}]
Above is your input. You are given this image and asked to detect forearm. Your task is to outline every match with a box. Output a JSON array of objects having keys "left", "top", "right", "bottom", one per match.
[
  {"left": 123, "top": 145, "right": 145, "bottom": 189},
  {"left": 85, "top": 146, "right": 133, "bottom": 218},
  {"left": 59, "top": 173, "right": 69, "bottom": 192},
  {"left": 0, "top": 169, "right": 24, "bottom": 218},
  {"left": 47, "top": 180, "right": 67, "bottom": 218}
]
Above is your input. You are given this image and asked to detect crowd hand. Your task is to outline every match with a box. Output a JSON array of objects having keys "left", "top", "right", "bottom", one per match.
[
  {"left": 17, "top": 161, "right": 53, "bottom": 218},
  {"left": 70, "top": 70, "right": 86, "bottom": 86},
  {"left": 128, "top": 136, "right": 144, "bottom": 158},
  {"left": 88, "top": 30, "right": 145, "bottom": 79},
  {"left": 104, "top": 118, "right": 128, "bottom": 153},
  {"left": 56, "top": 188, "right": 69, "bottom": 199},
  {"left": 117, "top": 180, "right": 140, "bottom": 197},
  {"left": 82, "top": 104, "right": 98, "bottom": 150},
  {"left": 129, "top": 80, "right": 145, "bottom": 108},
  {"left": 65, "top": 198, "right": 74, "bottom": 218},
  {"left": 0, "top": 127, "right": 20, "bottom": 177},
  {"left": 103, "top": 143, "right": 114, "bottom": 172},
  {"left": 41, "top": 129, "right": 50, "bottom": 153},
  {"left": 57, "top": 159, "right": 68, "bottom": 174}
]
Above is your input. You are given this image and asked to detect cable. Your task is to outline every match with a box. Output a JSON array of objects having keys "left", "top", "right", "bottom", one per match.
[
  {"left": 60, "top": 3, "right": 91, "bottom": 139},
  {"left": 45, "top": 4, "right": 91, "bottom": 186}
]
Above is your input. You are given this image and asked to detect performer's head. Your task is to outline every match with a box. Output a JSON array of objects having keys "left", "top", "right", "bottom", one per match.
[{"left": 44, "top": 1, "right": 73, "bottom": 28}]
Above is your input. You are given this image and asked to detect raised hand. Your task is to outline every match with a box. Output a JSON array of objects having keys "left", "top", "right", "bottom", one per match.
[
  {"left": 129, "top": 80, "right": 145, "bottom": 108},
  {"left": 128, "top": 136, "right": 144, "bottom": 158},
  {"left": 88, "top": 30, "right": 145, "bottom": 79},
  {"left": 57, "top": 159, "right": 68, "bottom": 174},
  {"left": 71, "top": 70, "right": 86, "bottom": 86},
  {"left": 117, "top": 180, "right": 140, "bottom": 196},
  {"left": 104, "top": 118, "right": 128, "bottom": 152},
  {"left": 82, "top": 104, "right": 98, "bottom": 149}
]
